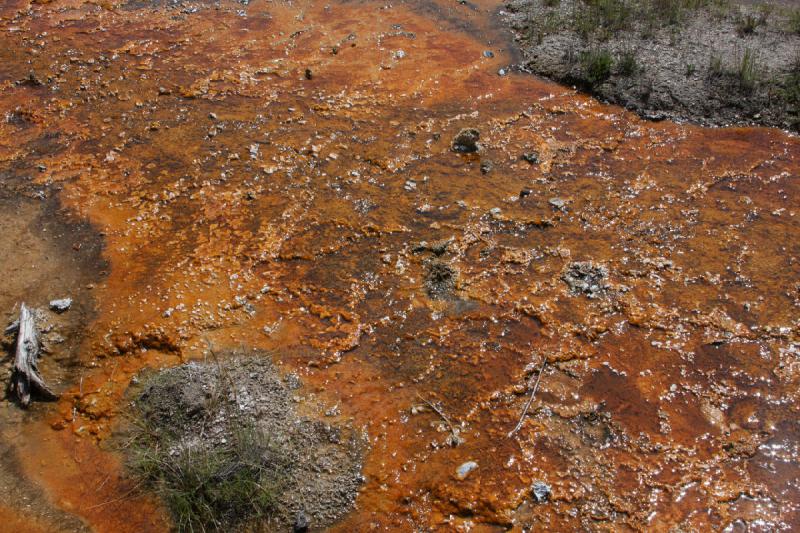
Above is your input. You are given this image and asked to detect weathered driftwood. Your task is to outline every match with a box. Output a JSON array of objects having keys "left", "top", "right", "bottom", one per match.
[{"left": 10, "top": 303, "right": 57, "bottom": 406}]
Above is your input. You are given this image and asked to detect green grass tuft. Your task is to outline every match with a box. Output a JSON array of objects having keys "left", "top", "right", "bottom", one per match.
[
  {"left": 580, "top": 48, "right": 615, "bottom": 86},
  {"left": 788, "top": 9, "right": 800, "bottom": 35},
  {"left": 617, "top": 50, "right": 638, "bottom": 76},
  {"left": 130, "top": 425, "right": 287, "bottom": 532}
]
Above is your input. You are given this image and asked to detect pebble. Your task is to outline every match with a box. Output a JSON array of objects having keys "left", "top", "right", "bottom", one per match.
[
  {"left": 451, "top": 128, "right": 480, "bottom": 153},
  {"left": 455, "top": 461, "right": 478, "bottom": 480},
  {"left": 549, "top": 197, "right": 566, "bottom": 209},
  {"left": 498, "top": 68, "right": 507, "bottom": 76},
  {"left": 294, "top": 511, "right": 310, "bottom": 532},
  {"left": 532, "top": 480, "right": 551, "bottom": 502},
  {"left": 522, "top": 151, "right": 539, "bottom": 164},
  {"left": 483, "top": 50, "right": 494, "bottom": 58},
  {"left": 49, "top": 298, "right": 72, "bottom": 313}
]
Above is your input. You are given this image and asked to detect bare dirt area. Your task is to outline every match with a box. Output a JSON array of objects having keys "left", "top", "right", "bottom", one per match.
[
  {"left": 0, "top": 0, "right": 798, "bottom": 531},
  {"left": 503, "top": 0, "right": 800, "bottom": 130}
]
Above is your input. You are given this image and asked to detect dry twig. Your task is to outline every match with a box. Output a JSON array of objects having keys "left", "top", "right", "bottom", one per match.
[
  {"left": 508, "top": 356, "right": 548, "bottom": 438},
  {"left": 416, "top": 393, "right": 463, "bottom": 446}
]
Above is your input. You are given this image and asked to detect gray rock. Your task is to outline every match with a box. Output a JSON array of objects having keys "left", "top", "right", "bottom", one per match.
[
  {"left": 455, "top": 461, "right": 478, "bottom": 480},
  {"left": 532, "top": 480, "right": 551, "bottom": 502},
  {"left": 49, "top": 298, "right": 72, "bottom": 313},
  {"left": 451, "top": 128, "right": 480, "bottom": 153},
  {"left": 522, "top": 151, "right": 539, "bottom": 164},
  {"left": 294, "top": 511, "right": 310, "bottom": 532},
  {"left": 562, "top": 261, "right": 609, "bottom": 298},
  {"left": 549, "top": 197, "right": 566, "bottom": 210}
]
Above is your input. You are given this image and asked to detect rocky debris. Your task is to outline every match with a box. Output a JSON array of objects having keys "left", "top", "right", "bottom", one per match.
[
  {"left": 455, "top": 461, "right": 478, "bottom": 480},
  {"left": 503, "top": 0, "right": 800, "bottom": 130},
  {"left": 424, "top": 259, "right": 458, "bottom": 299},
  {"left": 293, "top": 511, "right": 310, "bottom": 532},
  {"left": 562, "top": 261, "right": 609, "bottom": 298},
  {"left": 531, "top": 480, "right": 551, "bottom": 502},
  {"left": 304, "top": 68, "right": 313, "bottom": 80},
  {"left": 480, "top": 160, "right": 493, "bottom": 174},
  {"left": 126, "top": 354, "right": 366, "bottom": 531},
  {"left": 451, "top": 128, "right": 480, "bottom": 153},
  {"left": 48, "top": 298, "right": 72, "bottom": 313},
  {"left": 522, "top": 151, "right": 539, "bottom": 164},
  {"left": 548, "top": 197, "right": 566, "bottom": 210}
]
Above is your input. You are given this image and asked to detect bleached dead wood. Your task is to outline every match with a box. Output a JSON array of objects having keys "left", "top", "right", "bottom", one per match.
[{"left": 9, "top": 303, "right": 57, "bottom": 406}]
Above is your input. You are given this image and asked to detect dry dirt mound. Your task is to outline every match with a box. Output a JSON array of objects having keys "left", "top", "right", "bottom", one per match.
[{"left": 124, "top": 354, "right": 366, "bottom": 532}]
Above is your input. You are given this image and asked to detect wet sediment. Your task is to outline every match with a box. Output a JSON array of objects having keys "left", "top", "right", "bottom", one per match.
[{"left": 0, "top": 0, "right": 798, "bottom": 530}]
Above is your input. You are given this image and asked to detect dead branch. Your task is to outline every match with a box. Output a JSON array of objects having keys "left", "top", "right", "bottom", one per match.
[
  {"left": 10, "top": 303, "right": 58, "bottom": 407},
  {"left": 508, "top": 356, "right": 548, "bottom": 438}
]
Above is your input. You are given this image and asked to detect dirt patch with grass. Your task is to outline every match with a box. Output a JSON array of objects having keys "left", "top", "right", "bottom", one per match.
[
  {"left": 121, "top": 354, "right": 366, "bottom": 532},
  {"left": 503, "top": 0, "right": 800, "bottom": 130}
]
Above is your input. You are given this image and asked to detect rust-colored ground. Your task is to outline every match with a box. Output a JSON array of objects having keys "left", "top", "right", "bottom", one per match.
[{"left": 1, "top": 0, "right": 799, "bottom": 530}]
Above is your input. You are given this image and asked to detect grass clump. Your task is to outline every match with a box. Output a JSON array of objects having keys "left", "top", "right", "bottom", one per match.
[
  {"left": 123, "top": 365, "right": 290, "bottom": 532},
  {"left": 707, "top": 48, "right": 761, "bottom": 92},
  {"left": 735, "top": 7, "right": 769, "bottom": 36},
  {"left": 575, "top": 0, "right": 633, "bottom": 39},
  {"left": 580, "top": 48, "right": 615, "bottom": 86},
  {"left": 617, "top": 50, "right": 638, "bottom": 75},
  {"left": 737, "top": 47, "right": 759, "bottom": 90},
  {"left": 129, "top": 419, "right": 288, "bottom": 532},
  {"left": 788, "top": 9, "right": 800, "bottom": 35}
]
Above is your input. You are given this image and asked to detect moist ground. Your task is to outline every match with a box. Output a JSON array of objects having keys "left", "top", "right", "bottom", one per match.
[
  {"left": 503, "top": 0, "right": 800, "bottom": 130},
  {"left": 122, "top": 353, "right": 366, "bottom": 531},
  {"left": 0, "top": 196, "right": 106, "bottom": 532}
]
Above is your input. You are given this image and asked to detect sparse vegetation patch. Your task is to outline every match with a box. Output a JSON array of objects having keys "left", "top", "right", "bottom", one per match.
[
  {"left": 122, "top": 354, "right": 366, "bottom": 532},
  {"left": 504, "top": 0, "right": 800, "bottom": 129}
]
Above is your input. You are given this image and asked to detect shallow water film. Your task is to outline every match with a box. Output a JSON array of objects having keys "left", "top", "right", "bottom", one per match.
[{"left": 1, "top": 0, "right": 799, "bottom": 530}]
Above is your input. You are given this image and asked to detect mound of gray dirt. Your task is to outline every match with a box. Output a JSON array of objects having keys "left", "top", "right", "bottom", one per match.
[{"left": 125, "top": 354, "right": 366, "bottom": 532}]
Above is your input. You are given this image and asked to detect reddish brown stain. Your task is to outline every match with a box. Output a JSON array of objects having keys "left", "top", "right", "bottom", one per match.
[{"left": 0, "top": 0, "right": 799, "bottom": 530}]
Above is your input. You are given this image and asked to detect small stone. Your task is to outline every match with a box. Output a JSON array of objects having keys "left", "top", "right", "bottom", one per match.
[
  {"left": 519, "top": 189, "right": 532, "bottom": 198},
  {"left": 522, "top": 151, "right": 539, "bottom": 164},
  {"left": 532, "top": 480, "right": 551, "bottom": 502},
  {"left": 49, "top": 298, "right": 72, "bottom": 313},
  {"left": 158, "top": 86, "right": 171, "bottom": 95},
  {"left": 498, "top": 68, "right": 507, "bottom": 76},
  {"left": 208, "top": 112, "right": 218, "bottom": 120},
  {"left": 304, "top": 68, "right": 313, "bottom": 80},
  {"left": 549, "top": 197, "right": 566, "bottom": 210},
  {"left": 480, "top": 160, "right": 493, "bottom": 174},
  {"left": 562, "top": 261, "right": 609, "bottom": 298},
  {"left": 394, "top": 49, "right": 406, "bottom": 59},
  {"left": 455, "top": 461, "right": 478, "bottom": 480},
  {"left": 483, "top": 50, "right": 494, "bottom": 58},
  {"left": 294, "top": 511, "right": 310, "bottom": 532},
  {"left": 451, "top": 128, "right": 480, "bottom": 153}
]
